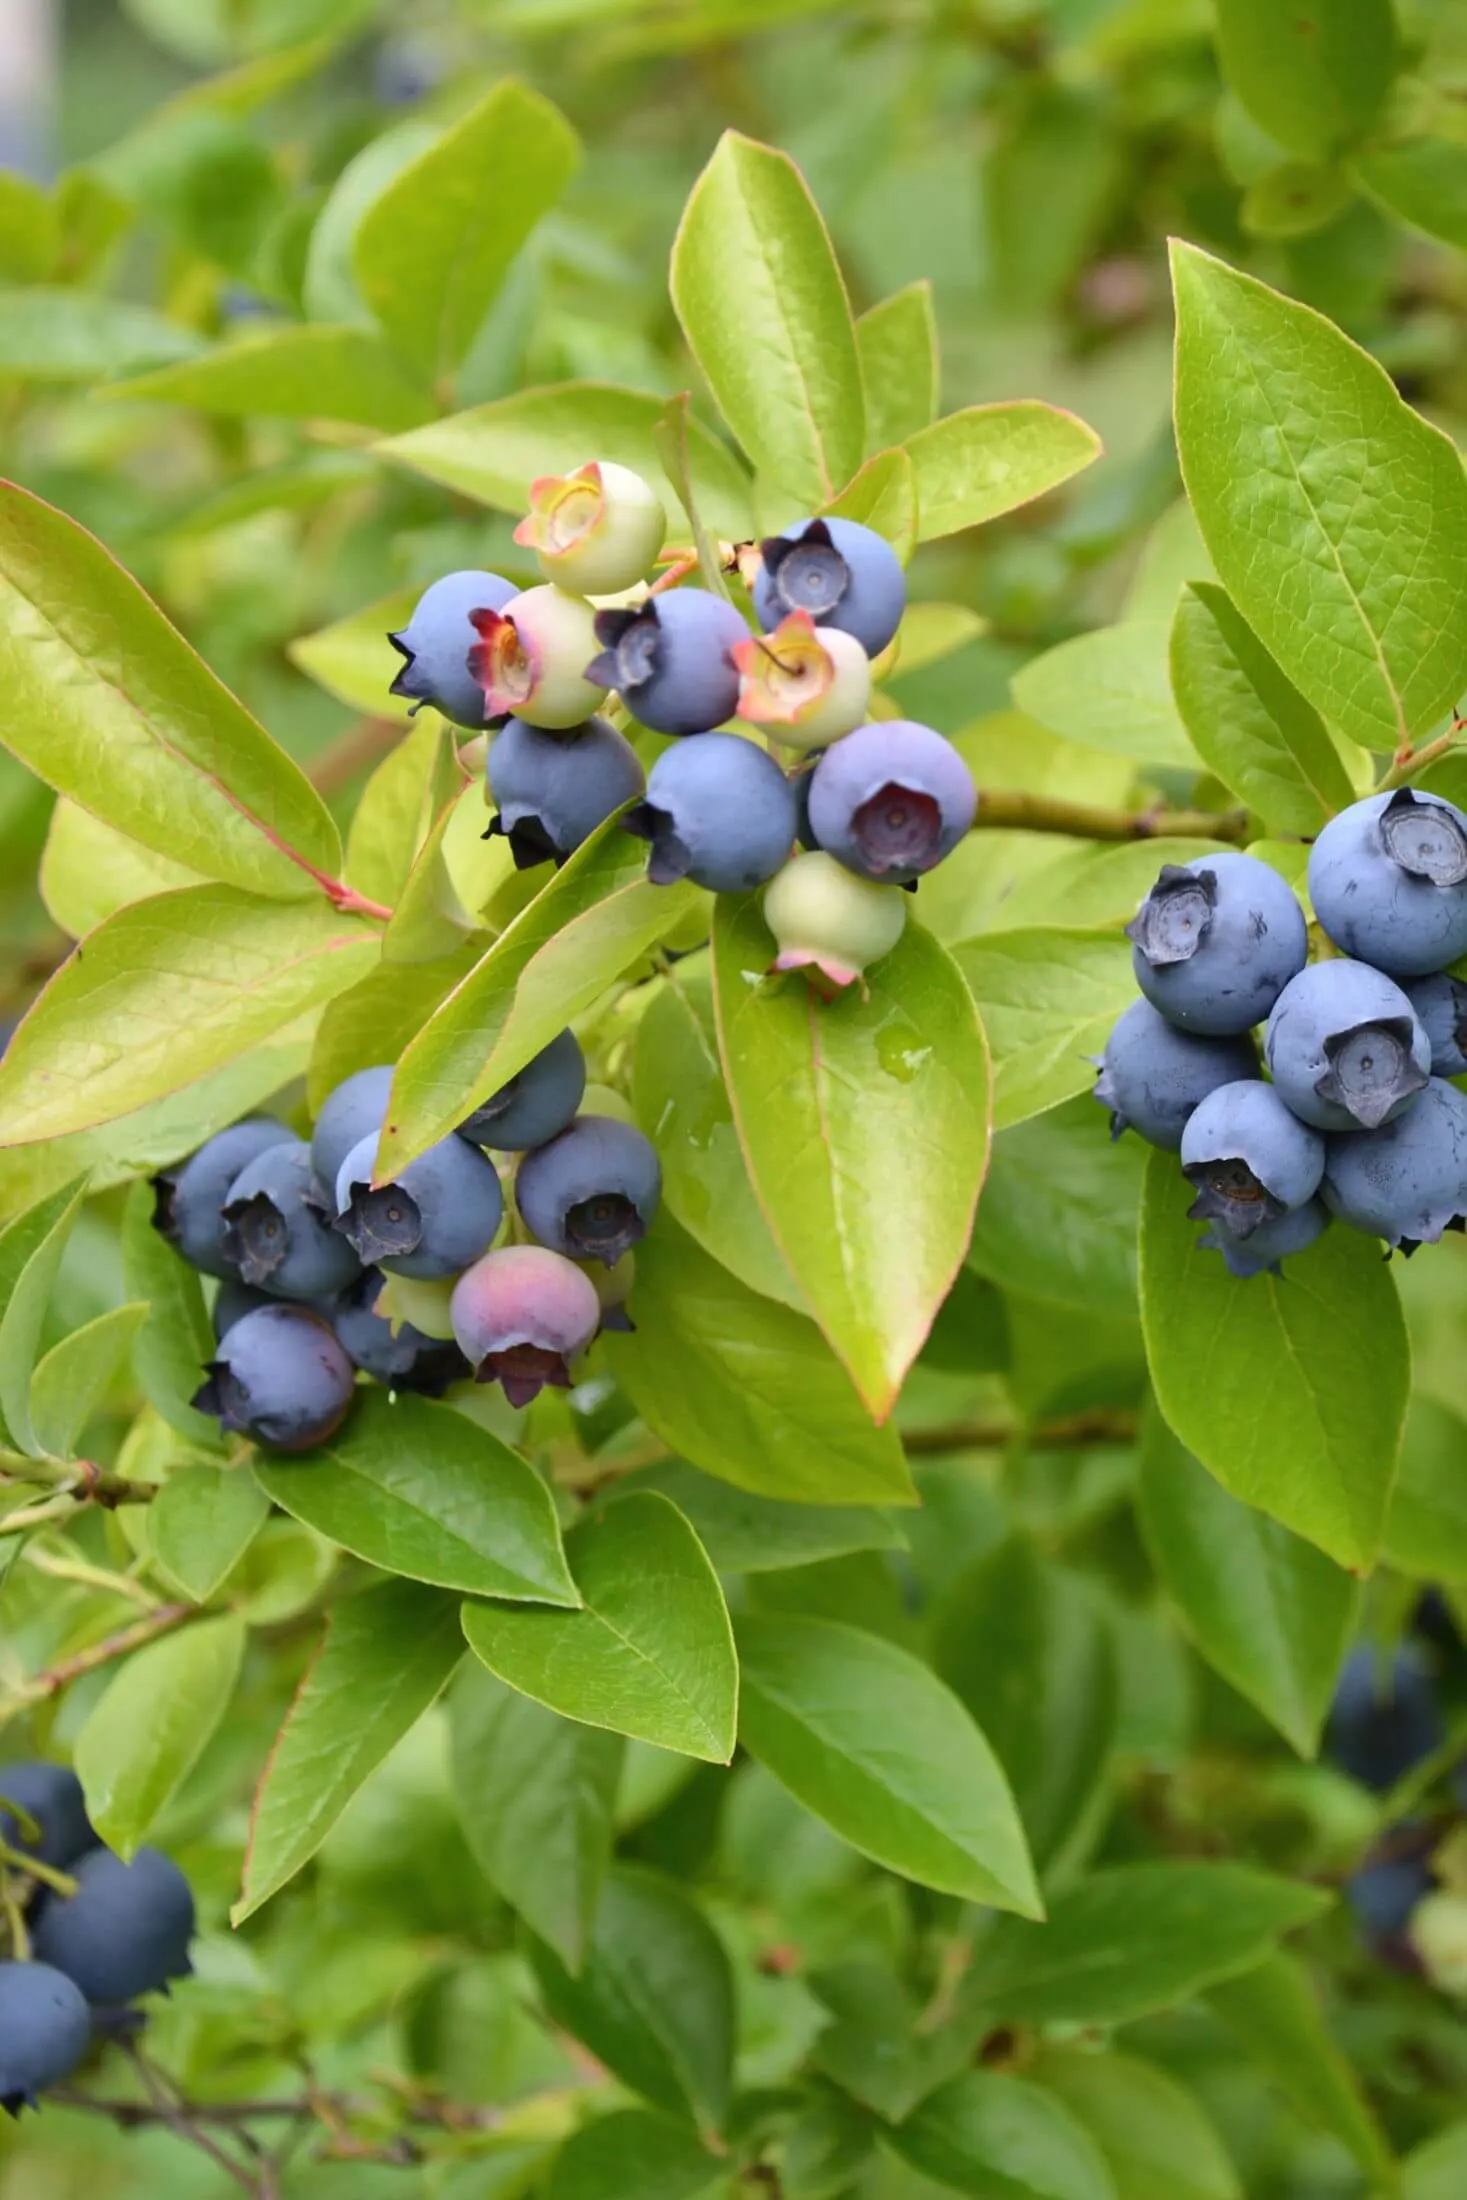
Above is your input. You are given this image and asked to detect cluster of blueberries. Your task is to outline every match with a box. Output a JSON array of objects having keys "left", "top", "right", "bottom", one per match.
[
  {"left": 1094, "top": 791, "right": 1467, "bottom": 1273},
  {"left": 388, "top": 458, "right": 978, "bottom": 989},
  {"left": 0, "top": 1763, "right": 194, "bottom": 2115},
  {"left": 160, "top": 1027, "right": 655, "bottom": 1452}
]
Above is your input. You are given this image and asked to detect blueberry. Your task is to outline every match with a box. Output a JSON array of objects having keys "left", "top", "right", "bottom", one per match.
[
  {"left": 806, "top": 720, "right": 976, "bottom": 885},
  {"left": 387, "top": 570, "right": 516, "bottom": 729},
  {"left": 469, "top": 584, "right": 602, "bottom": 730},
  {"left": 624, "top": 733, "right": 796, "bottom": 893},
  {"left": 221, "top": 1140, "right": 362, "bottom": 1299},
  {"left": 1403, "top": 973, "right": 1467, "bottom": 1077},
  {"left": 449, "top": 1244, "right": 602, "bottom": 1404},
  {"left": 752, "top": 517, "right": 905, "bottom": 659},
  {"left": 586, "top": 591, "right": 749, "bottom": 737},
  {"left": 31, "top": 1848, "right": 195, "bottom": 2008},
  {"left": 0, "top": 1765, "right": 97, "bottom": 1874},
  {"left": 732, "top": 610, "right": 872, "bottom": 753},
  {"left": 1198, "top": 1196, "right": 1329, "bottom": 1278},
  {"left": 514, "top": 462, "right": 666, "bottom": 597},
  {"left": 516, "top": 1115, "right": 661, "bottom": 1266},
  {"left": 192, "top": 1303, "right": 356, "bottom": 1452},
  {"left": 1326, "top": 1646, "right": 1445, "bottom": 1792},
  {"left": 485, "top": 713, "right": 644, "bottom": 870},
  {"left": 0, "top": 1961, "right": 91, "bottom": 2114},
  {"left": 333, "top": 1271, "right": 470, "bottom": 1395},
  {"left": 1265, "top": 959, "right": 1431, "bottom": 1132},
  {"left": 582, "top": 1249, "right": 636, "bottom": 1333},
  {"left": 311, "top": 1065, "right": 395, "bottom": 1200},
  {"left": 1322, "top": 1075, "right": 1467, "bottom": 1249},
  {"left": 151, "top": 1117, "right": 293, "bottom": 1281},
  {"left": 211, "top": 1278, "right": 275, "bottom": 1341},
  {"left": 1094, "top": 997, "right": 1258, "bottom": 1151},
  {"left": 457, "top": 1029, "right": 587, "bottom": 1151},
  {"left": 1179, "top": 1080, "right": 1325, "bottom": 1239},
  {"left": 763, "top": 849, "right": 907, "bottom": 992},
  {"left": 333, "top": 1129, "right": 503, "bottom": 1280},
  {"left": 1128, "top": 853, "right": 1308, "bottom": 1036},
  {"left": 1309, "top": 789, "right": 1467, "bottom": 977},
  {"left": 1347, "top": 1835, "right": 1435, "bottom": 1939}
]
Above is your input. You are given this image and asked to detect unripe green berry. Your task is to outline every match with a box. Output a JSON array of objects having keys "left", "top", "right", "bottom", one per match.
[{"left": 762, "top": 850, "right": 906, "bottom": 992}]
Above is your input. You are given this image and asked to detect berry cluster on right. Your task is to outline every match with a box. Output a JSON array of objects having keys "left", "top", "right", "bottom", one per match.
[{"left": 1096, "top": 789, "right": 1467, "bottom": 1274}]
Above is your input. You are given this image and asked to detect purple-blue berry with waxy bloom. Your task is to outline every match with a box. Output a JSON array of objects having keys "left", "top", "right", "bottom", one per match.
[
  {"left": 1327, "top": 1646, "right": 1445, "bottom": 1792},
  {"left": 586, "top": 591, "right": 748, "bottom": 736},
  {"left": 486, "top": 714, "right": 644, "bottom": 870},
  {"left": 0, "top": 1764, "right": 96, "bottom": 1874},
  {"left": 387, "top": 570, "right": 516, "bottom": 729},
  {"left": 1093, "top": 997, "right": 1258, "bottom": 1151},
  {"left": 333, "top": 1270, "right": 469, "bottom": 1395},
  {"left": 1347, "top": 1830, "right": 1435, "bottom": 1944},
  {"left": 1127, "top": 852, "right": 1308, "bottom": 1036},
  {"left": 516, "top": 1114, "right": 661, "bottom": 1267},
  {"left": 1265, "top": 958, "right": 1431, "bottom": 1133},
  {"left": 1199, "top": 1197, "right": 1329, "bottom": 1278},
  {"left": 221, "top": 1140, "right": 361, "bottom": 1300},
  {"left": 806, "top": 719, "right": 976, "bottom": 885},
  {"left": 1309, "top": 788, "right": 1467, "bottom": 978},
  {"left": 32, "top": 1847, "right": 195, "bottom": 2008},
  {"left": 0, "top": 1962, "right": 90, "bottom": 2114},
  {"left": 752, "top": 516, "right": 905, "bottom": 659},
  {"left": 1180, "top": 1080, "right": 1325, "bottom": 1239},
  {"left": 333, "top": 1129, "right": 502, "bottom": 1281},
  {"left": 311, "top": 1064, "right": 394, "bottom": 1199},
  {"left": 1322, "top": 1075, "right": 1467, "bottom": 1250},
  {"left": 152, "top": 1117, "right": 292, "bottom": 1281},
  {"left": 625, "top": 732, "right": 797, "bottom": 892},
  {"left": 450, "top": 1244, "right": 601, "bottom": 1404},
  {"left": 212, "top": 1278, "right": 276, "bottom": 1342},
  {"left": 193, "top": 1302, "right": 356, "bottom": 1452},
  {"left": 458, "top": 1029, "right": 587, "bottom": 1152},
  {"left": 1404, "top": 973, "right": 1467, "bottom": 1077}
]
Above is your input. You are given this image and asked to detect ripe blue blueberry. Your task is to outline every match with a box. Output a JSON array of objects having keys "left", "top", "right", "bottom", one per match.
[
  {"left": 192, "top": 1302, "right": 356, "bottom": 1452},
  {"left": 1179, "top": 1079, "right": 1325, "bottom": 1238},
  {"left": 450, "top": 1244, "right": 602, "bottom": 1404},
  {"left": 457, "top": 1029, "right": 587, "bottom": 1152},
  {"left": 211, "top": 1278, "right": 275, "bottom": 1341},
  {"left": 1198, "top": 1197, "right": 1329, "bottom": 1279},
  {"left": 1347, "top": 1833, "right": 1435, "bottom": 1942},
  {"left": 387, "top": 570, "right": 516, "bottom": 729},
  {"left": 586, "top": 591, "right": 749, "bottom": 737},
  {"left": 333, "top": 1270, "right": 469, "bottom": 1395},
  {"left": 806, "top": 720, "right": 976, "bottom": 885},
  {"left": 1264, "top": 959, "right": 1431, "bottom": 1132},
  {"left": 1322, "top": 1074, "right": 1467, "bottom": 1250},
  {"left": 1093, "top": 997, "right": 1258, "bottom": 1151},
  {"left": 31, "top": 1847, "right": 196, "bottom": 2008},
  {"left": 1403, "top": 973, "right": 1467, "bottom": 1077},
  {"left": 1309, "top": 789, "right": 1467, "bottom": 977},
  {"left": 486, "top": 714, "right": 644, "bottom": 869},
  {"left": 221, "top": 1140, "right": 362, "bottom": 1299},
  {"left": 752, "top": 517, "right": 906, "bottom": 659},
  {"left": 1326, "top": 1646, "right": 1445, "bottom": 1792},
  {"left": 333, "top": 1129, "right": 503, "bottom": 1280},
  {"left": 311, "top": 1065, "right": 394, "bottom": 1198},
  {"left": 516, "top": 1115, "right": 661, "bottom": 1266},
  {"left": 0, "top": 1765, "right": 96, "bottom": 1874},
  {"left": 624, "top": 732, "right": 797, "bottom": 892},
  {"left": 152, "top": 1117, "right": 292, "bottom": 1281},
  {"left": 0, "top": 1961, "right": 91, "bottom": 2114},
  {"left": 1127, "top": 853, "right": 1308, "bottom": 1036}
]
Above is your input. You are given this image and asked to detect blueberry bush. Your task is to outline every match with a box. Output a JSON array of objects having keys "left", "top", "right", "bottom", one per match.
[{"left": 10, "top": 2, "right": 1467, "bottom": 2195}]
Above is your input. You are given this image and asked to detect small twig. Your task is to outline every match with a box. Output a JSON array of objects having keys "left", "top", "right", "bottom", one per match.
[
  {"left": 0, "top": 1841, "right": 78, "bottom": 1897},
  {"left": 648, "top": 550, "right": 700, "bottom": 595},
  {"left": 1379, "top": 722, "right": 1463, "bottom": 792},
  {"left": 1, "top": 1882, "right": 31, "bottom": 1959},
  {"left": 19, "top": 1549, "right": 162, "bottom": 1606},
  {"left": 123, "top": 2044, "right": 259, "bottom": 2197},
  {"left": 306, "top": 715, "right": 403, "bottom": 798},
  {"left": 5, "top": 1603, "right": 195, "bottom": 1711},
  {"left": 971, "top": 790, "right": 1251, "bottom": 845},
  {"left": 904, "top": 1408, "right": 1138, "bottom": 1456}
]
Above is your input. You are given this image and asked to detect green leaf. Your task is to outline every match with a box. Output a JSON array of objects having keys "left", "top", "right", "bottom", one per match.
[
  {"left": 1032, "top": 2049, "right": 1241, "bottom": 2200},
  {"left": 1383, "top": 1396, "right": 1467, "bottom": 1580},
  {"left": 1170, "top": 584, "right": 1353, "bottom": 833},
  {"left": 41, "top": 799, "right": 203, "bottom": 940},
  {"left": 602, "top": 1220, "right": 914, "bottom": 1507},
  {"left": 656, "top": 391, "right": 735, "bottom": 606},
  {"left": 0, "top": 482, "right": 344, "bottom": 897},
  {"left": 670, "top": 130, "right": 863, "bottom": 506},
  {"left": 302, "top": 116, "right": 439, "bottom": 324},
  {"left": 823, "top": 449, "right": 918, "bottom": 565},
  {"left": 1406, "top": 2121, "right": 1467, "bottom": 2199},
  {"left": 1214, "top": 0, "right": 1397, "bottom": 159},
  {"left": 965, "top": 1863, "right": 1329, "bottom": 2028},
  {"left": 1208, "top": 1953, "right": 1396, "bottom": 2188},
  {"left": 234, "top": 1578, "right": 463, "bottom": 1922},
  {"left": 1136, "top": 1406, "right": 1359, "bottom": 1755},
  {"left": 289, "top": 587, "right": 420, "bottom": 722},
  {"left": 1012, "top": 622, "right": 1196, "bottom": 769},
  {"left": 1138, "top": 1148, "right": 1410, "bottom": 1571},
  {"left": 1171, "top": 241, "right": 1467, "bottom": 753},
  {"left": 450, "top": 1663, "right": 623, "bottom": 1972},
  {"left": 113, "top": 324, "right": 433, "bottom": 430},
  {"left": 461, "top": 1490, "right": 737, "bottom": 1762},
  {"left": 0, "top": 172, "right": 58, "bottom": 284},
  {"left": 344, "top": 718, "right": 457, "bottom": 907},
  {"left": 257, "top": 1389, "right": 576, "bottom": 1604},
  {"left": 0, "top": 288, "right": 202, "bottom": 380},
  {"left": 897, "top": 603, "right": 988, "bottom": 677},
  {"left": 617, "top": 1459, "right": 904, "bottom": 1575},
  {"left": 75, "top": 1614, "right": 245, "bottom": 1859},
  {"left": 306, "top": 942, "right": 480, "bottom": 1119},
  {"left": 712, "top": 897, "right": 990, "bottom": 1418},
  {"left": 355, "top": 80, "right": 579, "bottom": 380},
  {"left": 968, "top": 1096, "right": 1143, "bottom": 1318},
  {"left": 963, "top": 840, "right": 1227, "bottom": 940},
  {"left": 29, "top": 1303, "right": 149, "bottom": 1462},
  {"left": 890, "top": 2072, "right": 1115, "bottom": 2200},
  {"left": 381, "top": 781, "right": 482, "bottom": 966},
  {"left": 954, "top": 931, "right": 1137, "bottom": 1130},
  {"left": 0, "top": 1178, "right": 87, "bottom": 1456},
  {"left": 546, "top": 2110, "right": 727, "bottom": 2200},
  {"left": 379, "top": 381, "right": 754, "bottom": 538},
  {"left": 906, "top": 403, "right": 1101, "bottom": 544},
  {"left": 531, "top": 1866, "right": 735, "bottom": 2131},
  {"left": 122, "top": 1178, "right": 221, "bottom": 1449},
  {"left": 148, "top": 1465, "right": 272, "bottom": 1604},
  {"left": 857, "top": 282, "right": 939, "bottom": 453},
  {"left": 1356, "top": 139, "right": 1467, "bottom": 252},
  {"left": 735, "top": 1611, "right": 1040, "bottom": 1913},
  {"left": 0, "top": 887, "right": 379, "bottom": 1145},
  {"left": 1241, "top": 162, "right": 1354, "bottom": 242},
  {"left": 931, "top": 1538, "right": 1115, "bottom": 1872}
]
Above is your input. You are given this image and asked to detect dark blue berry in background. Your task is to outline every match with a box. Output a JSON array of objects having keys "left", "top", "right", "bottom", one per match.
[
  {"left": 0, "top": 1764, "right": 97, "bottom": 1874},
  {"left": 221, "top": 1140, "right": 361, "bottom": 1300},
  {"left": 1326, "top": 1645, "right": 1445, "bottom": 1792},
  {"left": 31, "top": 1847, "right": 196, "bottom": 2009},
  {"left": 1128, "top": 853, "right": 1308, "bottom": 1036},
  {"left": 333, "top": 1271, "right": 469, "bottom": 1395},
  {"left": 1094, "top": 997, "right": 1258, "bottom": 1151},
  {"left": 1180, "top": 1079, "right": 1325, "bottom": 1239},
  {"left": 1309, "top": 789, "right": 1467, "bottom": 978},
  {"left": 586, "top": 592, "right": 748, "bottom": 737},
  {"left": 626, "top": 732, "right": 797, "bottom": 892},
  {"left": 152, "top": 1117, "right": 291, "bottom": 1281},
  {"left": 311, "top": 1064, "right": 394, "bottom": 1196},
  {"left": 0, "top": 1961, "right": 91, "bottom": 2115},
  {"left": 457, "top": 1029, "right": 586, "bottom": 1152},
  {"left": 485, "top": 714, "right": 644, "bottom": 869},
  {"left": 193, "top": 1303, "right": 356, "bottom": 1452},
  {"left": 516, "top": 1115, "right": 662, "bottom": 1266},
  {"left": 753, "top": 517, "right": 906, "bottom": 659},
  {"left": 388, "top": 570, "right": 516, "bottom": 728}
]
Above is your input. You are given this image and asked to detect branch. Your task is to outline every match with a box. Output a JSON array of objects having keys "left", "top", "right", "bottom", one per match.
[
  {"left": 904, "top": 1408, "right": 1138, "bottom": 1455},
  {"left": 971, "top": 790, "right": 1251, "bottom": 845},
  {"left": 5, "top": 1603, "right": 196, "bottom": 1711},
  {"left": 122, "top": 2045, "right": 260, "bottom": 2196},
  {"left": 306, "top": 715, "right": 404, "bottom": 798}
]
